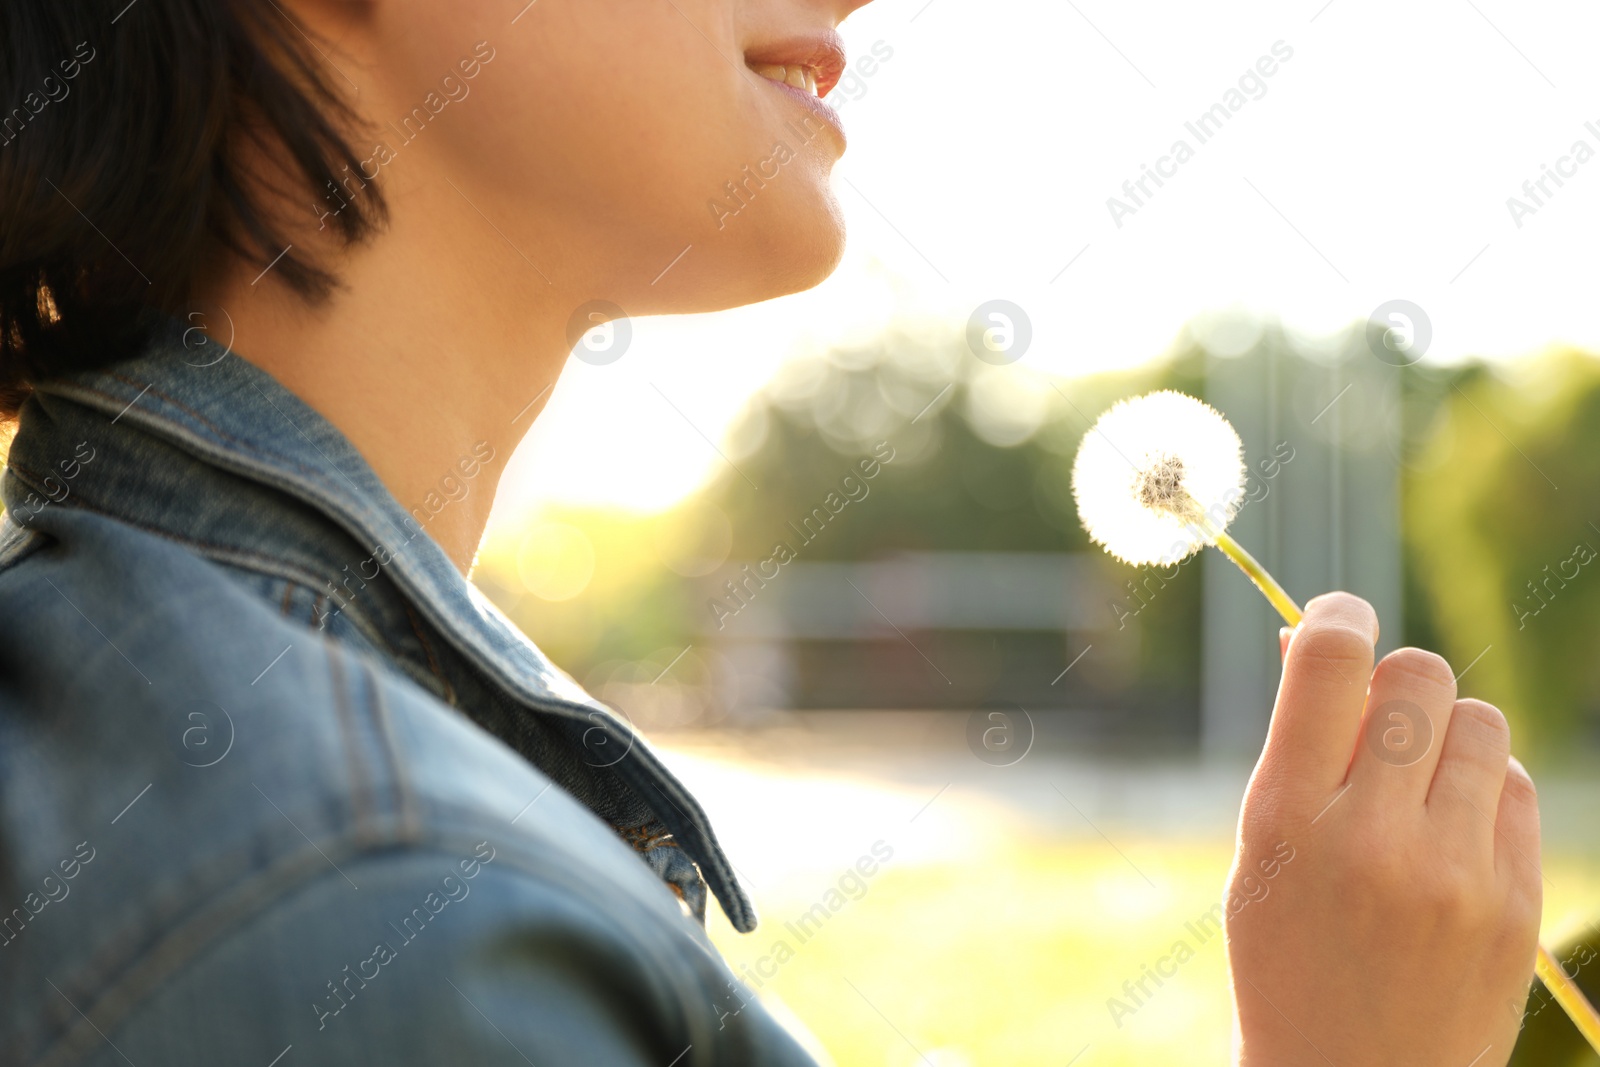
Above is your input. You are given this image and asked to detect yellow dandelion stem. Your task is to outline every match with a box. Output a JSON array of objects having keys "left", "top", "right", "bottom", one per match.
[
  {"left": 1179, "top": 503, "right": 1303, "bottom": 627},
  {"left": 1190, "top": 508, "right": 1600, "bottom": 1057},
  {"left": 1537, "top": 944, "right": 1600, "bottom": 1054},
  {"left": 1210, "top": 531, "right": 1303, "bottom": 628}
]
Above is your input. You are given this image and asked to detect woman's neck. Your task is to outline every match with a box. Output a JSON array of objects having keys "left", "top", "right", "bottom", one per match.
[{"left": 197, "top": 181, "right": 574, "bottom": 574}]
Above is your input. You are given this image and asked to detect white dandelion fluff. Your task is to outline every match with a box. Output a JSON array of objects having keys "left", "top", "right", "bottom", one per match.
[{"left": 1071, "top": 390, "right": 1246, "bottom": 567}]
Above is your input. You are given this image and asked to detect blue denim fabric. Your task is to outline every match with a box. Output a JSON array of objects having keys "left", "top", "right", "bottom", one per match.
[{"left": 0, "top": 320, "right": 813, "bottom": 1065}]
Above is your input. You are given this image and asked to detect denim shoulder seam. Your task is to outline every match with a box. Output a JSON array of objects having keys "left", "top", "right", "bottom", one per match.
[
  {"left": 326, "top": 642, "right": 381, "bottom": 840},
  {"left": 26, "top": 815, "right": 698, "bottom": 1067},
  {"left": 6, "top": 487, "right": 403, "bottom": 663},
  {"left": 362, "top": 660, "right": 424, "bottom": 842}
]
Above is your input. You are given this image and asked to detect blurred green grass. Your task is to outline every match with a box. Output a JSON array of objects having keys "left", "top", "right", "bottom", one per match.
[{"left": 709, "top": 840, "right": 1600, "bottom": 1066}]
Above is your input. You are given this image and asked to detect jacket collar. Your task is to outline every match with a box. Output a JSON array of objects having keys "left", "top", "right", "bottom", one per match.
[{"left": 8, "top": 317, "right": 757, "bottom": 932}]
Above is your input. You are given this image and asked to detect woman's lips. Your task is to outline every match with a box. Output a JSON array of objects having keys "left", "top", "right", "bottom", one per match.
[
  {"left": 744, "top": 30, "right": 850, "bottom": 145},
  {"left": 744, "top": 30, "right": 847, "bottom": 98},
  {"left": 750, "top": 71, "right": 847, "bottom": 147}
]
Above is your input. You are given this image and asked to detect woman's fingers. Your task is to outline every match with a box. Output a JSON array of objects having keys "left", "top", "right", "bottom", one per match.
[
  {"left": 1261, "top": 592, "right": 1379, "bottom": 797},
  {"left": 1348, "top": 647, "right": 1458, "bottom": 800},
  {"left": 1495, "top": 755, "right": 1543, "bottom": 900},
  {"left": 1427, "top": 698, "right": 1512, "bottom": 852}
]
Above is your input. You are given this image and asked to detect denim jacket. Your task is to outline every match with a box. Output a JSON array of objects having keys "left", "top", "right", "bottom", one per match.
[{"left": 0, "top": 320, "right": 814, "bottom": 1065}]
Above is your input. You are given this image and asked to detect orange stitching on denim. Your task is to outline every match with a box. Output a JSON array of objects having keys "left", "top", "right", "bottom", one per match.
[
  {"left": 3, "top": 472, "right": 410, "bottom": 664},
  {"left": 326, "top": 643, "right": 376, "bottom": 835},
  {"left": 88, "top": 375, "right": 329, "bottom": 485},
  {"left": 107, "top": 374, "right": 270, "bottom": 454},
  {"left": 361, "top": 662, "right": 423, "bottom": 842},
  {"left": 400, "top": 599, "right": 457, "bottom": 707},
  {"left": 0, "top": 479, "right": 398, "bottom": 648},
  {"left": 4, "top": 474, "right": 305, "bottom": 578}
]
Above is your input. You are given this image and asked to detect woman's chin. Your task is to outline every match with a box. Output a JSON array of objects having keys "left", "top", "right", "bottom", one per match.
[
  {"left": 722, "top": 199, "right": 848, "bottom": 304},
  {"left": 644, "top": 216, "right": 846, "bottom": 315},
  {"left": 757, "top": 230, "right": 847, "bottom": 301}
]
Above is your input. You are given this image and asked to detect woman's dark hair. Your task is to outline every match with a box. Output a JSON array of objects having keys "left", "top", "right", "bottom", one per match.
[{"left": 0, "top": 1, "right": 386, "bottom": 415}]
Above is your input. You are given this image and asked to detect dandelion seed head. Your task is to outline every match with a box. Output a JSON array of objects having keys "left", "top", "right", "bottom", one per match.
[
  {"left": 1135, "top": 454, "right": 1193, "bottom": 517},
  {"left": 1071, "top": 390, "right": 1247, "bottom": 566}
]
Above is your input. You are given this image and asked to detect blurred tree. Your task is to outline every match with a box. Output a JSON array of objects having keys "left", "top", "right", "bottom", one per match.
[
  {"left": 691, "top": 331, "right": 1206, "bottom": 727},
  {"left": 1404, "top": 352, "right": 1600, "bottom": 757}
]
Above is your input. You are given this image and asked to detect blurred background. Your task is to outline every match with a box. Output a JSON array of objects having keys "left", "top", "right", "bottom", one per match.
[{"left": 472, "top": 1, "right": 1600, "bottom": 1063}]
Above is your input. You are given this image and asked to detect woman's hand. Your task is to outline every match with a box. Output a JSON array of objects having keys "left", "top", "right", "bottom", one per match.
[{"left": 1227, "top": 592, "right": 1542, "bottom": 1066}]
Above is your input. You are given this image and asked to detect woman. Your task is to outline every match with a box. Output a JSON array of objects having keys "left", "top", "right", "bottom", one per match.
[{"left": 0, "top": 1, "right": 1542, "bottom": 1064}]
